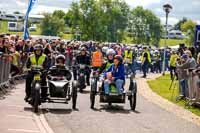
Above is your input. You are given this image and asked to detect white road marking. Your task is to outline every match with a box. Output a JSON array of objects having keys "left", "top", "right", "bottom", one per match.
[
  {"left": 8, "top": 129, "right": 40, "bottom": 133},
  {"left": 7, "top": 115, "right": 33, "bottom": 119},
  {"left": 7, "top": 105, "right": 30, "bottom": 108}
]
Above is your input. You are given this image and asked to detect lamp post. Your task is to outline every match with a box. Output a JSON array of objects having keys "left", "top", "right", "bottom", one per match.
[{"left": 162, "top": 4, "right": 172, "bottom": 75}]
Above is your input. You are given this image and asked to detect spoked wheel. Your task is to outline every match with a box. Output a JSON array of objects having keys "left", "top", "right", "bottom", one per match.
[
  {"left": 78, "top": 76, "right": 86, "bottom": 93},
  {"left": 129, "top": 93, "right": 136, "bottom": 111},
  {"left": 129, "top": 81, "right": 137, "bottom": 111},
  {"left": 90, "top": 78, "right": 97, "bottom": 109},
  {"left": 90, "top": 92, "right": 95, "bottom": 109},
  {"left": 72, "top": 82, "right": 78, "bottom": 109},
  {"left": 33, "top": 90, "right": 40, "bottom": 113}
]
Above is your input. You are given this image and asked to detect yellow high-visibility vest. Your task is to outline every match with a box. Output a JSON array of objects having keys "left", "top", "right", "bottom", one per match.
[
  {"left": 141, "top": 51, "right": 151, "bottom": 63},
  {"left": 30, "top": 54, "right": 46, "bottom": 66},
  {"left": 124, "top": 50, "right": 133, "bottom": 63},
  {"left": 12, "top": 52, "right": 20, "bottom": 66},
  {"left": 170, "top": 54, "right": 178, "bottom": 67}
]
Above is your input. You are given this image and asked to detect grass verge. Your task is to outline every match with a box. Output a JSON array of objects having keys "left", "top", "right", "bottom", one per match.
[{"left": 147, "top": 74, "right": 200, "bottom": 116}]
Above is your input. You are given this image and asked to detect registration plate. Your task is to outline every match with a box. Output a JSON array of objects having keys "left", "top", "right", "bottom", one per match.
[{"left": 34, "top": 74, "right": 41, "bottom": 81}]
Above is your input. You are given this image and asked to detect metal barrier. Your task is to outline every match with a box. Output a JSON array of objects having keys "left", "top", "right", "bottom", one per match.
[
  {"left": 0, "top": 55, "right": 11, "bottom": 93},
  {"left": 186, "top": 71, "right": 200, "bottom": 105},
  {"left": 0, "top": 53, "right": 29, "bottom": 95}
]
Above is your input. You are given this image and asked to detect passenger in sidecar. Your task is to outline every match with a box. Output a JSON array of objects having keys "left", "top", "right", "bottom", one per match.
[
  {"left": 103, "top": 55, "right": 125, "bottom": 95},
  {"left": 47, "top": 54, "right": 72, "bottom": 81}
]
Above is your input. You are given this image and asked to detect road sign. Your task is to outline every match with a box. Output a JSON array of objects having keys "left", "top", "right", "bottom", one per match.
[{"left": 194, "top": 25, "right": 200, "bottom": 46}]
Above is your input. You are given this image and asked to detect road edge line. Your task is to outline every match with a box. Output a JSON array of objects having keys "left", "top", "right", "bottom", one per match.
[{"left": 33, "top": 112, "right": 55, "bottom": 133}]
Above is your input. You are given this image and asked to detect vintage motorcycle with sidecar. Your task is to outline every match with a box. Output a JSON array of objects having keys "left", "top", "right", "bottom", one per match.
[
  {"left": 90, "top": 71, "right": 137, "bottom": 110},
  {"left": 28, "top": 65, "right": 78, "bottom": 113}
]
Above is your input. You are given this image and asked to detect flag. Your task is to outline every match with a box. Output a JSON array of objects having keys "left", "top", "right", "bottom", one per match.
[
  {"left": 194, "top": 25, "right": 200, "bottom": 46},
  {"left": 23, "top": 0, "right": 37, "bottom": 40}
]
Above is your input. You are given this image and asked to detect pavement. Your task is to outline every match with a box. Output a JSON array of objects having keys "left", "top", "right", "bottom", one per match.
[
  {"left": 1, "top": 74, "right": 200, "bottom": 133},
  {"left": 0, "top": 81, "right": 54, "bottom": 133}
]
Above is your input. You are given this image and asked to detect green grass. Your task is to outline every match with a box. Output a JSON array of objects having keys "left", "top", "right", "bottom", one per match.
[
  {"left": 0, "top": 20, "right": 41, "bottom": 36},
  {"left": 63, "top": 34, "right": 73, "bottom": 40},
  {"left": 159, "top": 39, "right": 186, "bottom": 47},
  {"left": 0, "top": 20, "right": 73, "bottom": 39},
  {"left": 122, "top": 36, "right": 186, "bottom": 47},
  {"left": 147, "top": 74, "right": 200, "bottom": 116}
]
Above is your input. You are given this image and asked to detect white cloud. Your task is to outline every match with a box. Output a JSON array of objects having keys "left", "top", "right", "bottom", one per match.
[
  {"left": 125, "top": 0, "right": 161, "bottom": 8},
  {"left": 16, "top": 1, "right": 26, "bottom": 6},
  {"left": 160, "top": 17, "right": 179, "bottom": 25},
  {"left": 31, "top": 5, "right": 68, "bottom": 14}
]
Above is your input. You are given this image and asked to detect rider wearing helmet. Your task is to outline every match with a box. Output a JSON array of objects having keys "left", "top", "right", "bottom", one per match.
[
  {"left": 48, "top": 54, "right": 72, "bottom": 81},
  {"left": 74, "top": 47, "right": 91, "bottom": 85},
  {"left": 25, "top": 44, "right": 48, "bottom": 101},
  {"left": 103, "top": 55, "right": 125, "bottom": 95},
  {"left": 98, "top": 48, "right": 116, "bottom": 74}
]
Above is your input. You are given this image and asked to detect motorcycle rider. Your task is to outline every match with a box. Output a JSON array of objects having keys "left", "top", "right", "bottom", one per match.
[
  {"left": 91, "top": 46, "right": 103, "bottom": 71},
  {"left": 98, "top": 48, "right": 115, "bottom": 74},
  {"left": 104, "top": 55, "right": 125, "bottom": 95},
  {"left": 24, "top": 44, "right": 48, "bottom": 102},
  {"left": 48, "top": 54, "right": 72, "bottom": 81},
  {"left": 74, "top": 47, "right": 91, "bottom": 85}
]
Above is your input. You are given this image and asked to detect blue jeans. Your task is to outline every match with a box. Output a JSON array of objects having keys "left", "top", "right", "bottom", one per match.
[
  {"left": 126, "top": 63, "right": 134, "bottom": 75},
  {"left": 180, "top": 79, "right": 188, "bottom": 97},
  {"left": 104, "top": 79, "right": 124, "bottom": 95},
  {"left": 142, "top": 62, "right": 149, "bottom": 77}
]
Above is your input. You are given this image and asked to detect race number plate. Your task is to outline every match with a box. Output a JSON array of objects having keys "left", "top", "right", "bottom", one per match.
[{"left": 34, "top": 74, "right": 41, "bottom": 81}]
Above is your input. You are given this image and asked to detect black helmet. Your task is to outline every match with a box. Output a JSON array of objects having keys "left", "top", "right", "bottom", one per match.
[
  {"left": 56, "top": 54, "right": 65, "bottom": 64},
  {"left": 114, "top": 55, "right": 123, "bottom": 63},
  {"left": 34, "top": 44, "right": 43, "bottom": 51}
]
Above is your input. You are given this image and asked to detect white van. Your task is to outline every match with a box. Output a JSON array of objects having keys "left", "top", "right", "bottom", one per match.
[
  {"left": 8, "top": 22, "right": 23, "bottom": 32},
  {"left": 168, "top": 30, "right": 185, "bottom": 39}
]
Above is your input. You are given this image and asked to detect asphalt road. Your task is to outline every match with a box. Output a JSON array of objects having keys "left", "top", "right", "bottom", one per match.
[{"left": 42, "top": 85, "right": 200, "bottom": 133}]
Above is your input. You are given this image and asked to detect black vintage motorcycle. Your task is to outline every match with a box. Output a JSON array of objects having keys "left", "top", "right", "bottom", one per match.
[{"left": 29, "top": 66, "right": 78, "bottom": 113}]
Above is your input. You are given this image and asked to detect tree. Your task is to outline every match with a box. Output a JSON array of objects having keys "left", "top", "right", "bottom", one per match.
[
  {"left": 66, "top": 2, "right": 82, "bottom": 30},
  {"left": 67, "top": 0, "right": 130, "bottom": 42},
  {"left": 40, "top": 13, "right": 65, "bottom": 36},
  {"left": 174, "top": 17, "right": 187, "bottom": 30},
  {"left": 52, "top": 10, "right": 65, "bottom": 19},
  {"left": 181, "top": 20, "right": 197, "bottom": 46},
  {"left": 128, "top": 6, "right": 162, "bottom": 45}
]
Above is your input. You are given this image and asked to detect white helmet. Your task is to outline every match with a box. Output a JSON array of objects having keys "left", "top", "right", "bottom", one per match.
[
  {"left": 106, "top": 49, "right": 116, "bottom": 56},
  {"left": 102, "top": 46, "right": 108, "bottom": 54},
  {"left": 126, "top": 46, "right": 131, "bottom": 50}
]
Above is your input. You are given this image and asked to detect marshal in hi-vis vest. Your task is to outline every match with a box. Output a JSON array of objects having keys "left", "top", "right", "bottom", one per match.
[
  {"left": 30, "top": 54, "right": 46, "bottom": 66},
  {"left": 124, "top": 50, "right": 133, "bottom": 63},
  {"left": 141, "top": 51, "right": 151, "bottom": 63}
]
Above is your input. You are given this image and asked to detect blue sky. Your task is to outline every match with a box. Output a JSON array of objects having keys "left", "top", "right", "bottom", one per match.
[{"left": 0, "top": 0, "right": 199, "bottom": 25}]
